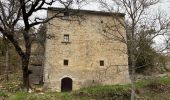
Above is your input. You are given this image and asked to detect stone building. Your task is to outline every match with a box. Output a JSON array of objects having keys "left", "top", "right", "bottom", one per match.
[{"left": 44, "top": 8, "right": 131, "bottom": 92}]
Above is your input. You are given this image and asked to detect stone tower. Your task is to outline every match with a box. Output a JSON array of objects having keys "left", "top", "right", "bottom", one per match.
[{"left": 44, "top": 8, "right": 131, "bottom": 92}]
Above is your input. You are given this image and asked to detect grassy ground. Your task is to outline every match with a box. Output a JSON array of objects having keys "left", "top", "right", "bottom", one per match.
[{"left": 0, "top": 76, "right": 170, "bottom": 100}]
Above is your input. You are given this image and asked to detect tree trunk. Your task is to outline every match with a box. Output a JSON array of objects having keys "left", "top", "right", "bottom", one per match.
[
  {"left": 22, "top": 57, "right": 30, "bottom": 91},
  {"left": 131, "top": 65, "right": 135, "bottom": 100},
  {"left": 22, "top": 30, "right": 32, "bottom": 92},
  {"left": 5, "top": 43, "right": 9, "bottom": 81},
  {"left": 130, "top": 56, "right": 136, "bottom": 100}
]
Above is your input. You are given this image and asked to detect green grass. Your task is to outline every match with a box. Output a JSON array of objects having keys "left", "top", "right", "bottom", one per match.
[
  {"left": 6, "top": 92, "right": 75, "bottom": 100},
  {"left": 1, "top": 76, "right": 170, "bottom": 100},
  {"left": 135, "top": 79, "right": 149, "bottom": 87},
  {"left": 79, "top": 84, "right": 130, "bottom": 94},
  {"left": 135, "top": 76, "right": 170, "bottom": 88},
  {"left": 8, "top": 92, "right": 27, "bottom": 100},
  {"left": 76, "top": 85, "right": 131, "bottom": 100},
  {"left": 0, "top": 91, "right": 8, "bottom": 97},
  {"left": 156, "top": 77, "right": 170, "bottom": 84}
]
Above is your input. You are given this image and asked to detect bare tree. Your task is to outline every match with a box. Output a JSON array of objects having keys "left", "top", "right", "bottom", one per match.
[
  {"left": 98, "top": 0, "right": 170, "bottom": 99},
  {"left": 0, "top": 0, "right": 85, "bottom": 91}
]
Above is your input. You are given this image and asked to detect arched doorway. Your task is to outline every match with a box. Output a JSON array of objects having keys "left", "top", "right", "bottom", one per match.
[{"left": 61, "top": 77, "right": 72, "bottom": 92}]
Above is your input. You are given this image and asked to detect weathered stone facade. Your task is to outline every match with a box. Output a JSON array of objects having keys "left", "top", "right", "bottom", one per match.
[{"left": 44, "top": 8, "right": 131, "bottom": 92}]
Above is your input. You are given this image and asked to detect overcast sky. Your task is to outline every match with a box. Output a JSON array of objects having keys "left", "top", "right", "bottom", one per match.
[
  {"left": 50, "top": 0, "right": 170, "bottom": 12},
  {"left": 35, "top": 0, "right": 170, "bottom": 22},
  {"left": 34, "top": 0, "right": 170, "bottom": 51}
]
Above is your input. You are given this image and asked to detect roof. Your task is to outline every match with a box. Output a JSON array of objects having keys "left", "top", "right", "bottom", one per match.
[{"left": 48, "top": 7, "right": 125, "bottom": 17}]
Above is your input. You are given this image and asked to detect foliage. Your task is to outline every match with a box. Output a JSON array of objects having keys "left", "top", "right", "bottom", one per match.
[
  {"left": 36, "top": 24, "right": 47, "bottom": 48},
  {"left": 0, "top": 92, "right": 8, "bottom": 97},
  {"left": 154, "top": 77, "right": 170, "bottom": 85},
  {"left": 135, "top": 39, "right": 157, "bottom": 73},
  {"left": 0, "top": 76, "right": 170, "bottom": 100},
  {"left": 156, "top": 54, "right": 170, "bottom": 72},
  {"left": 77, "top": 85, "right": 131, "bottom": 100},
  {"left": 127, "top": 29, "right": 158, "bottom": 73}
]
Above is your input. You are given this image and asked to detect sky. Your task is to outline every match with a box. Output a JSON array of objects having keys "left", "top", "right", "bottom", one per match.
[
  {"left": 49, "top": 0, "right": 170, "bottom": 12},
  {"left": 151, "top": 0, "right": 170, "bottom": 51},
  {"left": 34, "top": 0, "right": 170, "bottom": 51},
  {"left": 35, "top": 0, "right": 170, "bottom": 19}
]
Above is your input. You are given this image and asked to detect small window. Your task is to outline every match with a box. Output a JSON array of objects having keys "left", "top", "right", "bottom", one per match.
[
  {"left": 64, "top": 60, "right": 68, "bottom": 66},
  {"left": 100, "top": 60, "right": 104, "bottom": 66},
  {"left": 64, "top": 34, "right": 69, "bottom": 42},
  {"left": 64, "top": 11, "right": 70, "bottom": 16},
  {"left": 62, "top": 11, "right": 70, "bottom": 20}
]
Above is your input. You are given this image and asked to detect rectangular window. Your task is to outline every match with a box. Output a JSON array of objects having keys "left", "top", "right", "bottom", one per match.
[
  {"left": 64, "top": 11, "right": 70, "bottom": 16},
  {"left": 62, "top": 12, "right": 70, "bottom": 20},
  {"left": 64, "top": 60, "right": 68, "bottom": 66},
  {"left": 64, "top": 34, "right": 69, "bottom": 42},
  {"left": 100, "top": 60, "right": 104, "bottom": 66}
]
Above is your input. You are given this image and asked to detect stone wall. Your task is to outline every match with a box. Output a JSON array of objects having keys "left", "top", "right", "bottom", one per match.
[{"left": 44, "top": 9, "right": 131, "bottom": 92}]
